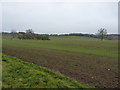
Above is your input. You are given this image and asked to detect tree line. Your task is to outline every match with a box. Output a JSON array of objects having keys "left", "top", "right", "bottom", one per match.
[
  {"left": 3, "top": 29, "right": 50, "bottom": 40},
  {"left": 2, "top": 28, "right": 119, "bottom": 40},
  {"left": 49, "top": 28, "right": 118, "bottom": 40}
]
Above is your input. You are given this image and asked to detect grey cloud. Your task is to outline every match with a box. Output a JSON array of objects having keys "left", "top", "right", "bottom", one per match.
[{"left": 2, "top": 2, "right": 118, "bottom": 34}]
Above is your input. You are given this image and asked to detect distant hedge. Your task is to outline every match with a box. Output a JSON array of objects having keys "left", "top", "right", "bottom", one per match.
[{"left": 18, "top": 34, "right": 50, "bottom": 40}]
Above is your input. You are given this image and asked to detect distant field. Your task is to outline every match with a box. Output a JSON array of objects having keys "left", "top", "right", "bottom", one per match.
[{"left": 2, "top": 36, "right": 118, "bottom": 88}]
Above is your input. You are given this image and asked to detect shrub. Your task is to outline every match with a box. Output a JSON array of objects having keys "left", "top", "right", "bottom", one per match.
[{"left": 18, "top": 34, "right": 50, "bottom": 40}]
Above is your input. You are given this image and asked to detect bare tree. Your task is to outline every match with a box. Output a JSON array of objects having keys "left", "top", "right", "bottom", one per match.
[
  {"left": 11, "top": 29, "right": 17, "bottom": 39},
  {"left": 11, "top": 29, "right": 17, "bottom": 34},
  {"left": 97, "top": 28, "right": 107, "bottom": 40},
  {"left": 26, "top": 29, "right": 34, "bottom": 34}
]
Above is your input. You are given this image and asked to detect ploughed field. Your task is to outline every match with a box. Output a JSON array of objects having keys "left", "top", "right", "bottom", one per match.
[
  {"left": 2, "top": 36, "right": 118, "bottom": 88},
  {"left": 3, "top": 54, "right": 93, "bottom": 88}
]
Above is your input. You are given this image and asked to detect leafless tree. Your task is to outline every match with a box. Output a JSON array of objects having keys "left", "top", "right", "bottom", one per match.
[
  {"left": 11, "top": 29, "right": 17, "bottom": 34},
  {"left": 26, "top": 29, "right": 34, "bottom": 34},
  {"left": 11, "top": 29, "right": 17, "bottom": 39},
  {"left": 97, "top": 28, "right": 107, "bottom": 40}
]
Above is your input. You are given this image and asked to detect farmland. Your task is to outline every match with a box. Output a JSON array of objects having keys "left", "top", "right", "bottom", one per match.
[
  {"left": 2, "top": 36, "right": 118, "bottom": 88},
  {"left": 2, "top": 54, "right": 93, "bottom": 88}
]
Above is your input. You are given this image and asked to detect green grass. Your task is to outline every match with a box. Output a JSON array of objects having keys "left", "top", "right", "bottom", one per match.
[
  {"left": 2, "top": 36, "right": 118, "bottom": 88},
  {"left": 2, "top": 54, "right": 94, "bottom": 88},
  {"left": 0, "top": 53, "right": 2, "bottom": 90},
  {"left": 3, "top": 36, "right": 118, "bottom": 57}
]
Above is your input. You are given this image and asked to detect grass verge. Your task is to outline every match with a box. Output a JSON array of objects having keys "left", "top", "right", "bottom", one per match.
[{"left": 2, "top": 54, "right": 94, "bottom": 88}]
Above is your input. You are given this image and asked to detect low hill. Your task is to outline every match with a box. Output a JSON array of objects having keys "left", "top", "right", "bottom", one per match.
[{"left": 2, "top": 54, "right": 94, "bottom": 88}]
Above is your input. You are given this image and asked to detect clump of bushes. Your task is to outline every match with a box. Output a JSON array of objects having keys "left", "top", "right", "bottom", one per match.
[{"left": 18, "top": 34, "right": 50, "bottom": 40}]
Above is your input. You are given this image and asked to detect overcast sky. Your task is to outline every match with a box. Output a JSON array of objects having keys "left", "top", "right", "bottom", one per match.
[{"left": 2, "top": 2, "right": 118, "bottom": 34}]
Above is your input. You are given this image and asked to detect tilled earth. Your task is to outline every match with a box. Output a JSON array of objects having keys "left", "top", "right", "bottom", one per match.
[{"left": 2, "top": 46, "right": 118, "bottom": 88}]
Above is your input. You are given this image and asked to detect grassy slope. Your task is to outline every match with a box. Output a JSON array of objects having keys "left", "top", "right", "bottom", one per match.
[
  {"left": 0, "top": 54, "right": 1, "bottom": 90},
  {"left": 2, "top": 54, "right": 94, "bottom": 88}
]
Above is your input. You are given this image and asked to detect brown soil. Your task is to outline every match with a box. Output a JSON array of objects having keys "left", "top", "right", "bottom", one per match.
[{"left": 2, "top": 47, "right": 118, "bottom": 88}]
